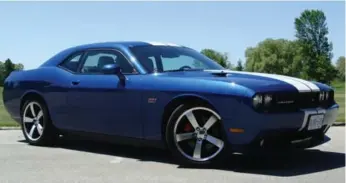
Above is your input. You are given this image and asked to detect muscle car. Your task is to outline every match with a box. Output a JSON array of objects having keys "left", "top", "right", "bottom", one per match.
[{"left": 2, "top": 41, "right": 339, "bottom": 165}]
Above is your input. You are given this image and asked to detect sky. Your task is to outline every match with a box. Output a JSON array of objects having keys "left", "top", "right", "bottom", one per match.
[{"left": 0, "top": 1, "right": 345, "bottom": 70}]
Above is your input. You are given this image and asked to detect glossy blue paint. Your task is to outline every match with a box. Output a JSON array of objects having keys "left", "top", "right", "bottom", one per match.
[
  {"left": 101, "top": 63, "right": 121, "bottom": 75},
  {"left": 2, "top": 41, "right": 339, "bottom": 149}
]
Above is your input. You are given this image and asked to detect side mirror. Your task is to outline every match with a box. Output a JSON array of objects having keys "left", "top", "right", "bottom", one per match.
[
  {"left": 101, "top": 64, "right": 121, "bottom": 75},
  {"left": 101, "top": 63, "right": 126, "bottom": 86}
]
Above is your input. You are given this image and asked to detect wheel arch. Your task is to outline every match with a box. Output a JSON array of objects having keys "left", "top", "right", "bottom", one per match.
[
  {"left": 161, "top": 94, "right": 220, "bottom": 141},
  {"left": 20, "top": 91, "right": 48, "bottom": 116}
]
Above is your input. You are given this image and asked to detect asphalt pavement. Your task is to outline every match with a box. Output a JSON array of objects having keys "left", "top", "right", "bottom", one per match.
[{"left": 0, "top": 128, "right": 345, "bottom": 183}]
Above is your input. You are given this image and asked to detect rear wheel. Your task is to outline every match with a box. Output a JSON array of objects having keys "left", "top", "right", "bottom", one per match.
[
  {"left": 21, "top": 99, "right": 57, "bottom": 146},
  {"left": 165, "top": 104, "right": 229, "bottom": 165}
]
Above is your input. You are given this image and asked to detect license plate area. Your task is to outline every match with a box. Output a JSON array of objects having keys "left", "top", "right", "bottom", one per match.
[{"left": 307, "top": 114, "right": 324, "bottom": 131}]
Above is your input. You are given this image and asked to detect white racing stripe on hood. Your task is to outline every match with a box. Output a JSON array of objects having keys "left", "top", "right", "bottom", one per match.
[
  {"left": 282, "top": 76, "right": 320, "bottom": 92},
  {"left": 205, "top": 70, "right": 320, "bottom": 92},
  {"left": 146, "top": 41, "right": 180, "bottom": 47}
]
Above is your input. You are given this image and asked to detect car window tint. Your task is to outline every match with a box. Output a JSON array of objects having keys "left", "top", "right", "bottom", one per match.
[
  {"left": 60, "top": 53, "right": 83, "bottom": 72},
  {"left": 161, "top": 55, "right": 206, "bottom": 71},
  {"left": 129, "top": 46, "right": 219, "bottom": 73},
  {"left": 80, "top": 50, "right": 135, "bottom": 74}
]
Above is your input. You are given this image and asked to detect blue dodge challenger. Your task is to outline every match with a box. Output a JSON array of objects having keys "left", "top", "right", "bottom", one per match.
[{"left": 2, "top": 41, "right": 339, "bottom": 165}]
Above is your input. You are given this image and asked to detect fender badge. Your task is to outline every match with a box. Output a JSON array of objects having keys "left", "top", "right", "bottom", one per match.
[{"left": 148, "top": 98, "right": 157, "bottom": 103}]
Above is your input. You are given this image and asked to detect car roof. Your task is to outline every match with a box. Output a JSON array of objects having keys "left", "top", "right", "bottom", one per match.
[
  {"left": 40, "top": 41, "right": 183, "bottom": 67},
  {"left": 69, "top": 41, "right": 182, "bottom": 50}
]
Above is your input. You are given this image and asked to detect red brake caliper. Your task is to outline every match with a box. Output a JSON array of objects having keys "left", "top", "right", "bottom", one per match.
[{"left": 184, "top": 123, "right": 193, "bottom": 132}]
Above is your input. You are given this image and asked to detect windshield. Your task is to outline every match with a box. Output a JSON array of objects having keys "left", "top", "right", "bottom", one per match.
[{"left": 129, "top": 45, "right": 225, "bottom": 73}]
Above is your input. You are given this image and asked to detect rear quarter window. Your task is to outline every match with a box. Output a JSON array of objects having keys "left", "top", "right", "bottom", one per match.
[{"left": 59, "top": 52, "right": 83, "bottom": 72}]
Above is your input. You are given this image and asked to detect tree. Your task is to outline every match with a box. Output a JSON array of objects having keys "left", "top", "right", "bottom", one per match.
[
  {"left": 336, "top": 56, "right": 345, "bottom": 81},
  {"left": 0, "top": 59, "right": 24, "bottom": 86},
  {"left": 14, "top": 63, "right": 24, "bottom": 71},
  {"left": 4, "top": 59, "right": 15, "bottom": 79},
  {"left": 235, "top": 59, "right": 244, "bottom": 71},
  {"left": 200, "top": 49, "right": 232, "bottom": 69},
  {"left": 294, "top": 9, "right": 336, "bottom": 83},
  {"left": 244, "top": 38, "right": 302, "bottom": 77},
  {"left": 0, "top": 62, "right": 5, "bottom": 85}
]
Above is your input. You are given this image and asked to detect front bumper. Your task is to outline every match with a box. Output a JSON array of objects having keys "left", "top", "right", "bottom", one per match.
[
  {"left": 223, "top": 103, "right": 339, "bottom": 152},
  {"left": 232, "top": 127, "right": 331, "bottom": 154}
]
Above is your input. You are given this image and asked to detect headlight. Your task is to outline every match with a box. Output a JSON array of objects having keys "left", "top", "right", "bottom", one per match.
[
  {"left": 319, "top": 92, "right": 324, "bottom": 101},
  {"left": 325, "top": 92, "right": 329, "bottom": 100},
  {"left": 253, "top": 94, "right": 263, "bottom": 107},
  {"left": 252, "top": 94, "right": 273, "bottom": 108},
  {"left": 319, "top": 91, "right": 329, "bottom": 101},
  {"left": 264, "top": 94, "right": 272, "bottom": 106}
]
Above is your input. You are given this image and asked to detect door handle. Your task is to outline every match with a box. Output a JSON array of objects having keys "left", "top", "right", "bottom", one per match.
[{"left": 71, "top": 81, "right": 80, "bottom": 85}]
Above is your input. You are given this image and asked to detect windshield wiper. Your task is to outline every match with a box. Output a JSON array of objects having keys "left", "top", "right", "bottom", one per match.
[{"left": 164, "top": 68, "right": 205, "bottom": 72}]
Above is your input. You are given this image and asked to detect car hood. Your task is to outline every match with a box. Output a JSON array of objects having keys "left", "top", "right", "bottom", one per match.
[{"left": 157, "top": 70, "right": 322, "bottom": 93}]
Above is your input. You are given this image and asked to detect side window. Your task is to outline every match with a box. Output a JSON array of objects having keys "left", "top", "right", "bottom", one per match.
[
  {"left": 60, "top": 52, "right": 83, "bottom": 72},
  {"left": 80, "top": 50, "right": 135, "bottom": 74}
]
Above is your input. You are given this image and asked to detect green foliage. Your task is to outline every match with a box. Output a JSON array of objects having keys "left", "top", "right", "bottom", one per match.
[
  {"left": 4, "top": 59, "right": 15, "bottom": 79},
  {"left": 15, "top": 63, "right": 24, "bottom": 71},
  {"left": 336, "top": 56, "right": 345, "bottom": 81},
  {"left": 244, "top": 39, "right": 302, "bottom": 77},
  {"left": 0, "top": 59, "right": 24, "bottom": 86},
  {"left": 200, "top": 49, "right": 232, "bottom": 69},
  {"left": 294, "top": 9, "right": 336, "bottom": 83},
  {"left": 235, "top": 59, "right": 243, "bottom": 71},
  {"left": 243, "top": 9, "right": 340, "bottom": 84}
]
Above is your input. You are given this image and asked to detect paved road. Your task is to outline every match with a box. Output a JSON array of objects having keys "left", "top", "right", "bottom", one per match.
[{"left": 0, "top": 128, "right": 344, "bottom": 183}]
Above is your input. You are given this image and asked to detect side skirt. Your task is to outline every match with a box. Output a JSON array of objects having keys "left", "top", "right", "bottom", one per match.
[{"left": 58, "top": 129, "right": 166, "bottom": 149}]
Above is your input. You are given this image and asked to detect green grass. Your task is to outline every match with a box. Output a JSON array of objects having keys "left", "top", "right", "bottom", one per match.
[
  {"left": 0, "top": 87, "right": 19, "bottom": 127},
  {"left": 0, "top": 81, "right": 344, "bottom": 127},
  {"left": 332, "top": 80, "right": 345, "bottom": 123}
]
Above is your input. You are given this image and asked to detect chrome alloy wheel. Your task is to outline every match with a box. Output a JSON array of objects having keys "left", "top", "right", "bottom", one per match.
[
  {"left": 173, "top": 107, "right": 225, "bottom": 162},
  {"left": 22, "top": 101, "right": 44, "bottom": 141}
]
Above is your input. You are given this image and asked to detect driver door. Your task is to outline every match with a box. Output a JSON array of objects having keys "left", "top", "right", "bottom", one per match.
[{"left": 66, "top": 49, "right": 142, "bottom": 138}]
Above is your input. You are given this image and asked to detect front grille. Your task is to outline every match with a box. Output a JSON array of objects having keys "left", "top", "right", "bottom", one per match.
[
  {"left": 297, "top": 92, "right": 320, "bottom": 108},
  {"left": 269, "top": 91, "right": 334, "bottom": 112}
]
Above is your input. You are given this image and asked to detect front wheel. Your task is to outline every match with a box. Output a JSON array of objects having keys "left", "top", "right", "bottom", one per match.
[{"left": 165, "top": 104, "right": 229, "bottom": 165}]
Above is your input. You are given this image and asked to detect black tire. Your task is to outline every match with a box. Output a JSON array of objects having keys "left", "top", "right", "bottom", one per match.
[
  {"left": 165, "top": 104, "right": 230, "bottom": 166},
  {"left": 21, "top": 98, "right": 58, "bottom": 146}
]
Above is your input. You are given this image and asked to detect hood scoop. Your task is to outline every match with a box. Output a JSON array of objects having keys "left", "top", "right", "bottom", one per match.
[{"left": 210, "top": 71, "right": 231, "bottom": 77}]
